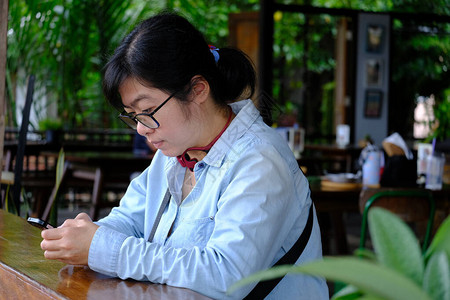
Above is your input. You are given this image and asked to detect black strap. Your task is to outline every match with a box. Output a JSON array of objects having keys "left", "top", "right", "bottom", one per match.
[
  {"left": 244, "top": 203, "right": 314, "bottom": 299},
  {"left": 148, "top": 189, "right": 314, "bottom": 299},
  {"left": 148, "top": 188, "right": 171, "bottom": 242}
]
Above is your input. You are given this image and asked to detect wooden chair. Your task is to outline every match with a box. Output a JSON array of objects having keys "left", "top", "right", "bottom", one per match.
[
  {"left": 359, "top": 188, "right": 435, "bottom": 253},
  {"left": 42, "top": 160, "right": 104, "bottom": 222},
  {"left": 1, "top": 75, "right": 35, "bottom": 214}
]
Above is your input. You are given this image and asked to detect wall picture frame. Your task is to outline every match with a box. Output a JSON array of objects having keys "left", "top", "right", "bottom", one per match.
[
  {"left": 364, "top": 90, "right": 383, "bottom": 118},
  {"left": 366, "top": 24, "right": 385, "bottom": 53},
  {"left": 366, "top": 59, "right": 383, "bottom": 87}
]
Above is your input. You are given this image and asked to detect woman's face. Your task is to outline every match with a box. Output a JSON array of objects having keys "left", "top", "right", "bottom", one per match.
[{"left": 119, "top": 77, "right": 197, "bottom": 157}]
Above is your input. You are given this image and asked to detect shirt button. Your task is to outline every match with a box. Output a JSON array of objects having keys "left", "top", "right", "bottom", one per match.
[{"left": 198, "top": 162, "right": 205, "bottom": 168}]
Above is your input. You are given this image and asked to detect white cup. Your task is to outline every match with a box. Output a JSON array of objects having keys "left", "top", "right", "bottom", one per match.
[
  {"left": 425, "top": 153, "right": 445, "bottom": 190},
  {"left": 336, "top": 124, "right": 350, "bottom": 148},
  {"left": 417, "top": 143, "right": 433, "bottom": 176},
  {"left": 363, "top": 150, "right": 381, "bottom": 187},
  {"left": 288, "top": 127, "right": 305, "bottom": 158}
]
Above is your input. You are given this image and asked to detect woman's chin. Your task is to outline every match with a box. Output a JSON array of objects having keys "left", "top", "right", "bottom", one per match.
[{"left": 159, "top": 149, "right": 181, "bottom": 158}]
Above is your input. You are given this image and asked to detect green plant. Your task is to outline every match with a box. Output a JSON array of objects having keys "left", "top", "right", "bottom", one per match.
[
  {"left": 38, "top": 118, "right": 63, "bottom": 131},
  {"left": 48, "top": 148, "right": 66, "bottom": 226},
  {"left": 430, "top": 93, "right": 450, "bottom": 142},
  {"left": 230, "top": 208, "right": 450, "bottom": 300},
  {"left": 4, "top": 185, "right": 33, "bottom": 219},
  {"left": 5, "top": 148, "right": 65, "bottom": 225},
  {"left": 6, "top": 1, "right": 260, "bottom": 130}
]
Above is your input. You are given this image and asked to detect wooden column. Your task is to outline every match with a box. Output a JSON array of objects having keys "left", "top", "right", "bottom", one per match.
[
  {"left": 228, "top": 11, "right": 260, "bottom": 74},
  {"left": 258, "top": 0, "right": 274, "bottom": 125},
  {"left": 334, "top": 17, "right": 348, "bottom": 128},
  {"left": 0, "top": 0, "right": 9, "bottom": 181}
]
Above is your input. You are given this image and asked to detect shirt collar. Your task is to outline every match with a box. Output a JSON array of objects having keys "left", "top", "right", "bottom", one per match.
[
  {"left": 203, "top": 99, "right": 260, "bottom": 168},
  {"left": 166, "top": 99, "right": 261, "bottom": 171}
]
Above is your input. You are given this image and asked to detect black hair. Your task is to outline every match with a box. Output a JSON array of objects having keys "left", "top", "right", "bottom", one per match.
[{"left": 103, "top": 12, "right": 256, "bottom": 110}]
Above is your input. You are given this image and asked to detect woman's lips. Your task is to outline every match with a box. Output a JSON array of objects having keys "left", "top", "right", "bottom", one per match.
[{"left": 151, "top": 140, "right": 163, "bottom": 149}]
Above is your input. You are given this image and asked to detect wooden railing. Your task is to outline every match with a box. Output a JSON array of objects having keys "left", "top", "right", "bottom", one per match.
[
  {"left": 2, "top": 127, "right": 140, "bottom": 216},
  {"left": 4, "top": 127, "right": 137, "bottom": 169}
]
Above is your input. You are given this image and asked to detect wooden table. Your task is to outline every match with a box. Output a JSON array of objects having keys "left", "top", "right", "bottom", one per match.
[
  {"left": 311, "top": 181, "right": 450, "bottom": 255},
  {"left": 0, "top": 209, "right": 210, "bottom": 299},
  {"left": 300, "top": 144, "right": 361, "bottom": 175},
  {"left": 310, "top": 182, "right": 361, "bottom": 255}
]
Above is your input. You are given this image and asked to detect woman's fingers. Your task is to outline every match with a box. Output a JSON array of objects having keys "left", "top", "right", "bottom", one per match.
[
  {"left": 41, "top": 227, "right": 63, "bottom": 240},
  {"left": 40, "top": 217, "right": 99, "bottom": 265}
]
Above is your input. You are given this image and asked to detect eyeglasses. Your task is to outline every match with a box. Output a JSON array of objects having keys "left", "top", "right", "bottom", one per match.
[{"left": 118, "top": 92, "right": 177, "bottom": 130}]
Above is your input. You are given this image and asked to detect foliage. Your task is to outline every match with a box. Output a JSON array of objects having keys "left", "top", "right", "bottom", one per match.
[
  {"left": 271, "top": 0, "right": 449, "bottom": 138},
  {"left": 4, "top": 186, "right": 33, "bottom": 219},
  {"left": 6, "top": 0, "right": 450, "bottom": 136},
  {"left": 389, "top": 17, "right": 450, "bottom": 139},
  {"left": 230, "top": 208, "right": 450, "bottom": 300},
  {"left": 6, "top": 0, "right": 259, "bottom": 130},
  {"left": 272, "top": 11, "right": 336, "bottom": 134},
  {"left": 169, "top": 0, "right": 259, "bottom": 45},
  {"left": 7, "top": 0, "right": 152, "bottom": 129},
  {"left": 48, "top": 148, "right": 66, "bottom": 226},
  {"left": 429, "top": 90, "right": 450, "bottom": 142},
  {"left": 38, "top": 118, "right": 62, "bottom": 131},
  {"left": 280, "top": 0, "right": 449, "bottom": 15}
]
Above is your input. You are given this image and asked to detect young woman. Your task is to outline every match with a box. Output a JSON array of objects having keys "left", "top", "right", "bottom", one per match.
[{"left": 41, "top": 12, "right": 328, "bottom": 299}]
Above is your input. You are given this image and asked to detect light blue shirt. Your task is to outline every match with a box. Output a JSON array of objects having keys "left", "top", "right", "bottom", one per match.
[{"left": 89, "top": 99, "right": 329, "bottom": 299}]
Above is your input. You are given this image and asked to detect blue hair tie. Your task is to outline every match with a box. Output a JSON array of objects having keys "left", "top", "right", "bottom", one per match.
[{"left": 209, "top": 45, "right": 220, "bottom": 64}]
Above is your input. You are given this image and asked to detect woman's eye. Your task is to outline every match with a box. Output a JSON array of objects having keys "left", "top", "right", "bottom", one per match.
[{"left": 142, "top": 107, "right": 154, "bottom": 113}]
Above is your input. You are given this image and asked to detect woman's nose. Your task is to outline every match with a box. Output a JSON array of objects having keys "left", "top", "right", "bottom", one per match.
[{"left": 136, "top": 122, "right": 154, "bottom": 136}]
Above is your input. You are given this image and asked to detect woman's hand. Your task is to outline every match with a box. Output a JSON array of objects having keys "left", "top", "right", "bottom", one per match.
[{"left": 41, "top": 213, "right": 99, "bottom": 265}]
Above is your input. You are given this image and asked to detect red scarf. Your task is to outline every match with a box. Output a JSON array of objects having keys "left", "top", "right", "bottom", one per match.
[{"left": 177, "top": 108, "right": 232, "bottom": 171}]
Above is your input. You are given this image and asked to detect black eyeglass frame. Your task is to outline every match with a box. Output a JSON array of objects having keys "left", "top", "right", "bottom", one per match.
[{"left": 118, "top": 92, "right": 177, "bottom": 130}]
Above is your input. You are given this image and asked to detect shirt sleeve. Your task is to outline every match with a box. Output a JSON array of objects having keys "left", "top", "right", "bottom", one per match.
[
  {"left": 94, "top": 176, "right": 147, "bottom": 238},
  {"left": 94, "top": 150, "right": 169, "bottom": 237},
  {"left": 88, "top": 143, "right": 311, "bottom": 300}
]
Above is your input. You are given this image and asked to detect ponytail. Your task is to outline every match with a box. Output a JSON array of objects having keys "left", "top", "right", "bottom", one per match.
[{"left": 212, "top": 47, "right": 256, "bottom": 104}]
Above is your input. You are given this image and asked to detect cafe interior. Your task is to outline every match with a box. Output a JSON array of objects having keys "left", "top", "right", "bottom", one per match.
[{"left": 0, "top": 0, "right": 449, "bottom": 299}]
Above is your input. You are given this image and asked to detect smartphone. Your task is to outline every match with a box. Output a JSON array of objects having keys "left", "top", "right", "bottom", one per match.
[{"left": 27, "top": 217, "right": 55, "bottom": 230}]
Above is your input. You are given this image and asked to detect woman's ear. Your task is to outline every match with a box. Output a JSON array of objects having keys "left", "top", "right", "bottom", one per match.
[{"left": 191, "top": 75, "right": 210, "bottom": 104}]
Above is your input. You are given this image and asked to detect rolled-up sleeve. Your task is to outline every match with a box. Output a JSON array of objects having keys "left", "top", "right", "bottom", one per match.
[{"left": 88, "top": 226, "right": 128, "bottom": 277}]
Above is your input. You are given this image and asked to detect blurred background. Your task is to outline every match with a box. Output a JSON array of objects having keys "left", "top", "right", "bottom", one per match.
[
  {"left": 1, "top": 0, "right": 450, "bottom": 276},
  {"left": 5, "top": 0, "right": 449, "bottom": 145}
]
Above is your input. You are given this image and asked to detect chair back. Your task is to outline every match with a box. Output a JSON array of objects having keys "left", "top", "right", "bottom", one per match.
[
  {"left": 359, "top": 188, "right": 435, "bottom": 253},
  {"left": 11, "top": 75, "right": 35, "bottom": 215}
]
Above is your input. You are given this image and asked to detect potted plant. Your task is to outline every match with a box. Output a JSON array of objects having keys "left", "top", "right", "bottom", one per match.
[
  {"left": 38, "top": 118, "right": 63, "bottom": 144},
  {"left": 428, "top": 94, "right": 450, "bottom": 185},
  {"left": 422, "top": 91, "right": 449, "bottom": 146},
  {"left": 231, "top": 208, "right": 450, "bottom": 300}
]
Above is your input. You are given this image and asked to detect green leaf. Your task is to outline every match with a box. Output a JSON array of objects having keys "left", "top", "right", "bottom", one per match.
[
  {"left": 20, "top": 187, "right": 32, "bottom": 218},
  {"left": 352, "top": 294, "right": 385, "bottom": 299},
  {"left": 229, "top": 257, "right": 431, "bottom": 300},
  {"left": 368, "top": 208, "right": 424, "bottom": 285},
  {"left": 353, "top": 248, "right": 376, "bottom": 261},
  {"left": 331, "top": 284, "right": 362, "bottom": 300},
  {"left": 423, "top": 251, "right": 450, "bottom": 300},
  {"left": 228, "top": 264, "right": 296, "bottom": 293},
  {"left": 55, "top": 148, "right": 65, "bottom": 191},
  {"left": 4, "top": 185, "right": 16, "bottom": 215},
  {"left": 425, "top": 215, "right": 450, "bottom": 262},
  {"left": 49, "top": 147, "right": 66, "bottom": 226}
]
